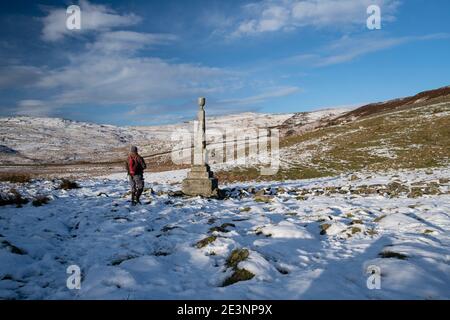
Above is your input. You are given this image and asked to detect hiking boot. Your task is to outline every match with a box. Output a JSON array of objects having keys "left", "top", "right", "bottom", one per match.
[{"left": 136, "top": 189, "right": 143, "bottom": 205}]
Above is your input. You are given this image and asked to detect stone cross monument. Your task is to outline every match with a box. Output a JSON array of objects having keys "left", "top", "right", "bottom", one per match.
[{"left": 182, "top": 97, "right": 219, "bottom": 197}]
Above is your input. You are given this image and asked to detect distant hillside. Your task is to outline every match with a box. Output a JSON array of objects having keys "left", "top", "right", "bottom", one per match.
[
  {"left": 218, "top": 86, "right": 450, "bottom": 182},
  {"left": 0, "top": 112, "right": 294, "bottom": 167},
  {"left": 1, "top": 86, "right": 449, "bottom": 181},
  {"left": 335, "top": 86, "right": 450, "bottom": 122},
  {"left": 277, "top": 107, "right": 353, "bottom": 137}
]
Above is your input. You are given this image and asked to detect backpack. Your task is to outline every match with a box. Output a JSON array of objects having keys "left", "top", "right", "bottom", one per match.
[{"left": 128, "top": 155, "right": 145, "bottom": 176}]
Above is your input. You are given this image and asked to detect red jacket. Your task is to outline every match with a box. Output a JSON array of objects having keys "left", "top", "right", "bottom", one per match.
[{"left": 127, "top": 154, "right": 147, "bottom": 176}]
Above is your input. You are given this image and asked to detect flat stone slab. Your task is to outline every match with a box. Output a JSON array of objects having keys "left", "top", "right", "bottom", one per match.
[{"left": 182, "top": 177, "right": 219, "bottom": 197}]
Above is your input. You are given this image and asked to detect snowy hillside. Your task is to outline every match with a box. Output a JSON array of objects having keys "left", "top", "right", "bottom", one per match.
[
  {"left": 217, "top": 92, "right": 450, "bottom": 182},
  {"left": 0, "top": 168, "right": 449, "bottom": 299},
  {"left": 0, "top": 112, "right": 297, "bottom": 166},
  {"left": 278, "top": 107, "right": 354, "bottom": 137},
  {"left": 0, "top": 117, "right": 153, "bottom": 165}
]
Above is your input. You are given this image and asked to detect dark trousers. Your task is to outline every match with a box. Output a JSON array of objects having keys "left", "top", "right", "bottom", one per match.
[{"left": 129, "top": 174, "right": 144, "bottom": 202}]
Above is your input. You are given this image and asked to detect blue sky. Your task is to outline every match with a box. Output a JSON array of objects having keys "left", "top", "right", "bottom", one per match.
[{"left": 0, "top": 0, "right": 449, "bottom": 126}]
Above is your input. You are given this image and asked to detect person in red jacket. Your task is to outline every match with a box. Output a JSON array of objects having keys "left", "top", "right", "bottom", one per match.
[{"left": 125, "top": 146, "right": 147, "bottom": 206}]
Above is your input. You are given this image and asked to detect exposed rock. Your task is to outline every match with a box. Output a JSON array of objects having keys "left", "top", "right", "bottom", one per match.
[
  {"left": 226, "top": 248, "right": 249, "bottom": 269},
  {"left": 379, "top": 250, "right": 408, "bottom": 260},
  {"left": 196, "top": 235, "right": 217, "bottom": 248},
  {"left": 320, "top": 223, "right": 331, "bottom": 235},
  {"left": 254, "top": 194, "right": 273, "bottom": 203},
  {"left": 222, "top": 268, "right": 254, "bottom": 287}
]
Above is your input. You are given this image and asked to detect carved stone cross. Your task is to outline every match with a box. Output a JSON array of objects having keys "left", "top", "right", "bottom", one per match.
[{"left": 182, "top": 97, "right": 219, "bottom": 197}]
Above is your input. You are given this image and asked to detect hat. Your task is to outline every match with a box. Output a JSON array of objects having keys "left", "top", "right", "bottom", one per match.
[{"left": 130, "top": 145, "right": 138, "bottom": 153}]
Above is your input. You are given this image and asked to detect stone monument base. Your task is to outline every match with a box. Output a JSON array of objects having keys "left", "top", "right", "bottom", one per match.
[{"left": 182, "top": 165, "right": 219, "bottom": 197}]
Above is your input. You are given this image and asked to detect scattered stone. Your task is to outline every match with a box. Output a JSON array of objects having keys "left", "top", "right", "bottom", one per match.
[
  {"left": 221, "top": 223, "right": 236, "bottom": 229},
  {"left": 351, "top": 227, "right": 362, "bottom": 234},
  {"left": 111, "top": 254, "right": 137, "bottom": 266},
  {"left": 59, "top": 179, "right": 80, "bottom": 190},
  {"left": 276, "top": 267, "right": 289, "bottom": 275},
  {"left": 379, "top": 250, "right": 408, "bottom": 260},
  {"left": 408, "top": 187, "right": 423, "bottom": 198},
  {"left": 143, "top": 188, "right": 155, "bottom": 195},
  {"left": 222, "top": 268, "right": 254, "bottom": 287},
  {"left": 153, "top": 251, "right": 171, "bottom": 256},
  {"left": 276, "top": 187, "right": 286, "bottom": 194},
  {"left": 1, "top": 240, "right": 27, "bottom": 255},
  {"left": 320, "top": 223, "right": 331, "bottom": 235},
  {"left": 222, "top": 249, "right": 254, "bottom": 285},
  {"left": 209, "top": 223, "right": 235, "bottom": 233},
  {"left": 161, "top": 225, "right": 179, "bottom": 232},
  {"left": 254, "top": 189, "right": 266, "bottom": 197},
  {"left": 226, "top": 249, "right": 249, "bottom": 269},
  {"left": 424, "top": 182, "right": 441, "bottom": 195},
  {"left": 0, "top": 189, "right": 29, "bottom": 208},
  {"left": 386, "top": 181, "right": 409, "bottom": 197},
  {"left": 374, "top": 215, "right": 387, "bottom": 222},
  {"left": 254, "top": 195, "right": 273, "bottom": 203},
  {"left": 246, "top": 187, "right": 256, "bottom": 194},
  {"left": 97, "top": 192, "right": 109, "bottom": 197},
  {"left": 196, "top": 235, "right": 217, "bottom": 248},
  {"left": 32, "top": 196, "right": 51, "bottom": 207},
  {"left": 168, "top": 190, "right": 184, "bottom": 197},
  {"left": 232, "top": 218, "right": 249, "bottom": 222}
]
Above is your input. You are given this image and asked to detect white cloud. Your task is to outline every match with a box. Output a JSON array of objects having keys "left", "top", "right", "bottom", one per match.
[
  {"left": 278, "top": 33, "right": 450, "bottom": 67},
  {"left": 316, "top": 33, "right": 449, "bottom": 66},
  {"left": 34, "top": 54, "right": 239, "bottom": 107},
  {"left": 87, "top": 31, "right": 177, "bottom": 54},
  {"left": 10, "top": 1, "right": 252, "bottom": 119},
  {"left": 0, "top": 66, "right": 44, "bottom": 89},
  {"left": 41, "top": 0, "right": 141, "bottom": 41},
  {"left": 231, "top": 0, "right": 400, "bottom": 37},
  {"left": 15, "top": 99, "right": 53, "bottom": 116},
  {"left": 217, "top": 86, "right": 301, "bottom": 106}
]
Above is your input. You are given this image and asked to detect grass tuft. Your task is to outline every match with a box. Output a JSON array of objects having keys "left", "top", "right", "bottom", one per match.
[
  {"left": 59, "top": 179, "right": 80, "bottom": 190},
  {"left": 222, "top": 268, "right": 254, "bottom": 287},
  {"left": 0, "top": 174, "right": 32, "bottom": 183},
  {"left": 0, "top": 189, "right": 29, "bottom": 207},
  {"left": 32, "top": 195, "right": 51, "bottom": 207},
  {"left": 196, "top": 235, "right": 217, "bottom": 248},
  {"left": 379, "top": 250, "right": 408, "bottom": 260}
]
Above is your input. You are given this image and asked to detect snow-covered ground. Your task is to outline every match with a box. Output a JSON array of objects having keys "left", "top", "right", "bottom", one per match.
[{"left": 0, "top": 168, "right": 449, "bottom": 299}]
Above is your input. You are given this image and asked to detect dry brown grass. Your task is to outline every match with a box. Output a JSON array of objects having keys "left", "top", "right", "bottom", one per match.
[
  {"left": 59, "top": 179, "right": 80, "bottom": 190},
  {"left": 0, "top": 173, "right": 33, "bottom": 183}
]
